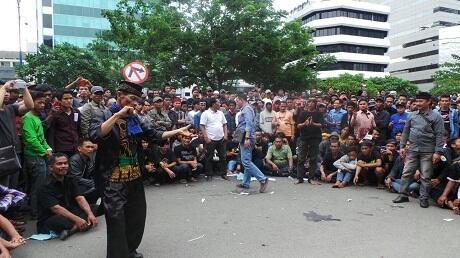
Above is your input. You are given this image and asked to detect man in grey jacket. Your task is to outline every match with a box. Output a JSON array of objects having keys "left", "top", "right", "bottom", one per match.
[
  {"left": 393, "top": 92, "right": 444, "bottom": 208},
  {"left": 79, "top": 86, "right": 106, "bottom": 138}
]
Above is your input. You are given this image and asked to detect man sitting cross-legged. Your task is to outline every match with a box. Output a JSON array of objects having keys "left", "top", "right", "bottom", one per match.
[
  {"left": 152, "top": 140, "right": 189, "bottom": 185},
  {"left": 353, "top": 141, "right": 385, "bottom": 187},
  {"left": 37, "top": 153, "right": 98, "bottom": 240},
  {"left": 264, "top": 135, "right": 293, "bottom": 177}
]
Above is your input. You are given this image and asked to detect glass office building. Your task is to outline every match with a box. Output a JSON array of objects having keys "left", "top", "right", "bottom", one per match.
[{"left": 43, "top": 0, "right": 118, "bottom": 48}]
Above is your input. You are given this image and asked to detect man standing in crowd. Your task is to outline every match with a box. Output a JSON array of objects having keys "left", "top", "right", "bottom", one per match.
[
  {"left": 295, "top": 99, "right": 323, "bottom": 185},
  {"left": 393, "top": 92, "right": 445, "bottom": 208},
  {"left": 200, "top": 98, "right": 228, "bottom": 180},
  {"left": 373, "top": 97, "right": 390, "bottom": 145},
  {"left": 327, "top": 99, "right": 346, "bottom": 133},
  {"left": 273, "top": 101, "right": 295, "bottom": 142},
  {"left": 225, "top": 100, "right": 238, "bottom": 137},
  {"left": 80, "top": 86, "right": 106, "bottom": 138},
  {"left": 352, "top": 99, "right": 376, "bottom": 141},
  {"left": 259, "top": 102, "right": 274, "bottom": 135},
  {"left": 435, "top": 94, "right": 458, "bottom": 139},
  {"left": 0, "top": 81, "right": 33, "bottom": 188},
  {"left": 235, "top": 93, "right": 269, "bottom": 193},
  {"left": 389, "top": 103, "right": 408, "bottom": 139},
  {"left": 45, "top": 89, "right": 81, "bottom": 157},
  {"left": 149, "top": 97, "right": 172, "bottom": 132},
  {"left": 22, "top": 91, "right": 52, "bottom": 218},
  {"left": 89, "top": 81, "right": 191, "bottom": 258}
]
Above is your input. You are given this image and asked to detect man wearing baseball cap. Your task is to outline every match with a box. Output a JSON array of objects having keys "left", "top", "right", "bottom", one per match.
[
  {"left": 80, "top": 86, "right": 106, "bottom": 138},
  {"left": 89, "top": 81, "right": 191, "bottom": 258}
]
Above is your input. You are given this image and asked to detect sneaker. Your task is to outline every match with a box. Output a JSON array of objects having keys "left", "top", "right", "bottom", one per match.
[
  {"left": 294, "top": 179, "right": 303, "bottom": 184},
  {"left": 259, "top": 179, "right": 269, "bottom": 193},
  {"left": 189, "top": 177, "right": 198, "bottom": 182},
  {"left": 179, "top": 179, "right": 188, "bottom": 184}
]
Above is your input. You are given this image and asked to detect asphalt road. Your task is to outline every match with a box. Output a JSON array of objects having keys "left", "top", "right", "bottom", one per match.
[{"left": 14, "top": 177, "right": 460, "bottom": 258}]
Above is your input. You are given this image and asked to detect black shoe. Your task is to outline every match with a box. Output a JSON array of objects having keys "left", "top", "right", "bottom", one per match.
[
  {"left": 236, "top": 183, "right": 249, "bottom": 189},
  {"left": 221, "top": 175, "right": 229, "bottom": 180},
  {"left": 205, "top": 176, "right": 212, "bottom": 181},
  {"left": 129, "top": 250, "right": 143, "bottom": 258},
  {"left": 420, "top": 199, "right": 429, "bottom": 208},
  {"left": 392, "top": 195, "right": 409, "bottom": 203}
]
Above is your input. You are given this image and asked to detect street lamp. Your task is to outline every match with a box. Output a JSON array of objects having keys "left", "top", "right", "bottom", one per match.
[{"left": 17, "top": 0, "right": 23, "bottom": 66}]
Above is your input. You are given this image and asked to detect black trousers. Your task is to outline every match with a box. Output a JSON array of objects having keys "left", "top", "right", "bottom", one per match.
[
  {"left": 104, "top": 178, "right": 146, "bottom": 258},
  {"left": 296, "top": 138, "right": 321, "bottom": 181},
  {"left": 204, "top": 139, "right": 226, "bottom": 176},
  {"left": 37, "top": 205, "right": 98, "bottom": 234}
]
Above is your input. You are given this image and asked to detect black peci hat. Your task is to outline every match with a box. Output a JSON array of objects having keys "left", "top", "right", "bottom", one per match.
[{"left": 118, "top": 81, "right": 143, "bottom": 97}]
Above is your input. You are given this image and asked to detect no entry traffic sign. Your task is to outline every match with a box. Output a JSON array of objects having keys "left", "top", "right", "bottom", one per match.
[{"left": 122, "top": 61, "right": 149, "bottom": 84}]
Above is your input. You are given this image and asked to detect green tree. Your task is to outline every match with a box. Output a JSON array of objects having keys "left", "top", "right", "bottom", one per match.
[
  {"left": 317, "top": 73, "right": 417, "bottom": 97},
  {"left": 367, "top": 76, "right": 418, "bottom": 96},
  {"left": 97, "top": 0, "right": 327, "bottom": 90},
  {"left": 16, "top": 43, "right": 111, "bottom": 87},
  {"left": 432, "top": 54, "right": 460, "bottom": 95}
]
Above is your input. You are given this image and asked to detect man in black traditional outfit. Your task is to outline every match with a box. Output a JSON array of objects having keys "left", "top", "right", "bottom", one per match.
[{"left": 89, "top": 81, "right": 190, "bottom": 258}]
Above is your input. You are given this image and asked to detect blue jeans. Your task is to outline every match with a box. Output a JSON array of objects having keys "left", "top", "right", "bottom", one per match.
[
  {"left": 240, "top": 142, "right": 267, "bottom": 188},
  {"left": 24, "top": 156, "right": 48, "bottom": 214},
  {"left": 392, "top": 179, "right": 419, "bottom": 193},
  {"left": 227, "top": 160, "right": 238, "bottom": 172},
  {"left": 336, "top": 170, "right": 353, "bottom": 183}
]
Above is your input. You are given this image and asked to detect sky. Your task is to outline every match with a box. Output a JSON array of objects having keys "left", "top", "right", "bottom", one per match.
[
  {"left": 0, "top": 0, "right": 306, "bottom": 53},
  {"left": 273, "top": 0, "right": 306, "bottom": 11}
]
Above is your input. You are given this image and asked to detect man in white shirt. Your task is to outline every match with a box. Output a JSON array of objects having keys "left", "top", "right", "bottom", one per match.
[{"left": 200, "top": 98, "right": 228, "bottom": 180}]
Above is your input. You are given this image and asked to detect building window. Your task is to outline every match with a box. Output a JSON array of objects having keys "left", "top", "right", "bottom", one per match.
[
  {"left": 43, "top": 36, "right": 53, "bottom": 47},
  {"left": 403, "top": 50, "right": 439, "bottom": 60},
  {"left": 302, "top": 8, "right": 388, "bottom": 23},
  {"left": 311, "top": 26, "right": 387, "bottom": 39},
  {"left": 42, "top": 0, "right": 52, "bottom": 7},
  {"left": 391, "top": 64, "right": 439, "bottom": 74},
  {"left": 403, "top": 36, "right": 438, "bottom": 48},
  {"left": 411, "top": 78, "right": 434, "bottom": 84},
  {"left": 433, "top": 7, "right": 460, "bottom": 15},
  {"left": 317, "top": 44, "right": 387, "bottom": 55},
  {"left": 322, "top": 62, "right": 386, "bottom": 72},
  {"left": 43, "top": 14, "right": 52, "bottom": 28}
]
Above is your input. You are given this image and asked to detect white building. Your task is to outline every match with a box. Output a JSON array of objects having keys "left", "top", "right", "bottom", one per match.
[
  {"left": 288, "top": 0, "right": 391, "bottom": 79},
  {"left": 366, "top": 0, "right": 460, "bottom": 90}
]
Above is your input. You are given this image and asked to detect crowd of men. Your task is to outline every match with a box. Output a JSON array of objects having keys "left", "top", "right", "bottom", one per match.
[{"left": 1, "top": 77, "right": 460, "bottom": 257}]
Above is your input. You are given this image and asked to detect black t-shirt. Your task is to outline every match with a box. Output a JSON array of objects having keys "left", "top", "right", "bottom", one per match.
[
  {"left": 322, "top": 151, "right": 343, "bottom": 172},
  {"left": 226, "top": 141, "right": 239, "bottom": 161},
  {"left": 174, "top": 145, "right": 197, "bottom": 161},
  {"left": 37, "top": 175, "right": 84, "bottom": 227},
  {"left": 296, "top": 110, "right": 323, "bottom": 140},
  {"left": 155, "top": 149, "right": 176, "bottom": 165},
  {"left": 253, "top": 140, "right": 268, "bottom": 160},
  {"left": 440, "top": 110, "right": 451, "bottom": 135},
  {"left": 0, "top": 104, "right": 21, "bottom": 151},
  {"left": 358, "top": 150, "right": 381, "bottom": 164}
]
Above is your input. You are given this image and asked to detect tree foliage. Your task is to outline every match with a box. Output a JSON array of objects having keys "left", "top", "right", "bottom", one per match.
[
  {"left": 432, "top": 54, "right": 460, "bottom": 95},
  {"left": 317, "top": 73, "right": 418, "bottom": 97},
  {"left": 16, "top": 43, "right": 111, "bottom": 87},
  {"left": 95, "top": 0, "right": 330, "bottom": 90}
]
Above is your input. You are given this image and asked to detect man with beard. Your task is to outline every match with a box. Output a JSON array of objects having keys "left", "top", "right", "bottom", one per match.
[{"left": 89, "top": 81, "right": 191, "bottom": 258}]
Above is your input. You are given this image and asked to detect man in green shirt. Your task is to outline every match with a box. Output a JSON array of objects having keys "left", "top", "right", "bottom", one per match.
[
  {"left": 22, "top": 91, "right": 52, "bottom": 218},
  {"left": 265, "top": 136, "right": 293, "bottom": 176}
]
